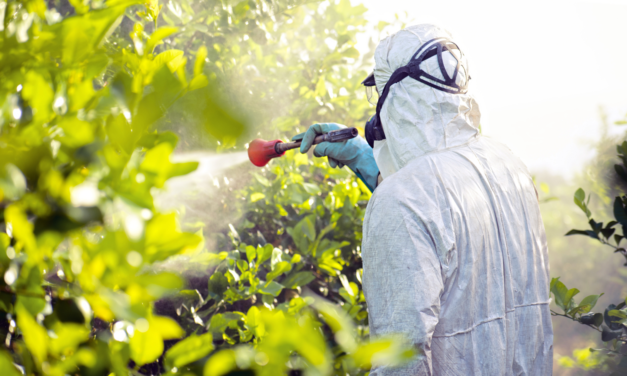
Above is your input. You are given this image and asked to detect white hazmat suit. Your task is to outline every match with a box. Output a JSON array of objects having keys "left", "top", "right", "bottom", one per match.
[{"left": 361, "top": 24, "right": 553, "bottom": 375}]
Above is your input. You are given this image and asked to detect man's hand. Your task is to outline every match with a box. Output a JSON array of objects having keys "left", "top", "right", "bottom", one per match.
[{"left": 293, "top": 123, "right": 380, "bottom": 191}]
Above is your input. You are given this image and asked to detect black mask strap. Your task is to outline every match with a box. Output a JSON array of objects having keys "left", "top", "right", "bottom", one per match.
[
  {"left": 365, "top": 37, "right": 469, "bottom": 147},
  {"left": 367, "top": 66, "right": 410, "bottom": 145}
]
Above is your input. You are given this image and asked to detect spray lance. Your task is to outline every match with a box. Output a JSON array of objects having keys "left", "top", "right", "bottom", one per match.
[{"left": 248, "top": 127, "right": 359, "bottom": 167}]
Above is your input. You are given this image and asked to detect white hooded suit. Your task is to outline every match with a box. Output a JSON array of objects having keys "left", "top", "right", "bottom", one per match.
[{"left": 361, "top": 25, "right": 553, "bottom": 375}]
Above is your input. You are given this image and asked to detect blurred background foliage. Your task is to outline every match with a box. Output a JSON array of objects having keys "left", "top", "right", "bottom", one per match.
[
  {"left": 1, "top": 0, "right": 627, "bottom": 374},
  {"left": 539, "top": 114, "right": 627, "bottom": 375}
]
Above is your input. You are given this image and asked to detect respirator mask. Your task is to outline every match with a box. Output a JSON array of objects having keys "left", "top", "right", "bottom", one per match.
[{"left": 362, "top": 37, "right": 470, "bottom": 148}]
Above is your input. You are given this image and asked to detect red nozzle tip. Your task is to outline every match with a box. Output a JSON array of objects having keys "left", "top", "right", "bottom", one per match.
[{"left": 248, "top": 139, "right": 284, "bottom": 167}]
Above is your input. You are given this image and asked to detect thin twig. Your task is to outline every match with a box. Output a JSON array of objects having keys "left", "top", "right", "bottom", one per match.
[
  {"left": 551, "top": 309, "right": 627, "bottom": 343},
  {"left": 550, "top": 309, "right": 603, "bottom": 333}
]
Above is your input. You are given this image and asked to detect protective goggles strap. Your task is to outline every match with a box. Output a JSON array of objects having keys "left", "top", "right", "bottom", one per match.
[
  {"left": 368, "top": 38, "right": 468, "bottom": 143},
  {"left": 408, "top": 38, "right": 468, "bottom": 94}
]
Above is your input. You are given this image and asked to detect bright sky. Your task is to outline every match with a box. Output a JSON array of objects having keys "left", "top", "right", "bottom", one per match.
[{"left": 357, "top": 0, "right": 627, "bottom": 178}]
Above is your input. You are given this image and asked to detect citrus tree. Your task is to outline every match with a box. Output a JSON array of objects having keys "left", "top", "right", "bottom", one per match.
[
  {"left": 549, "top": 138, "right": 627, "bottom": 375},
  {"left": 0, "top": 0, "right": 414, "bottom": 374},
  {"left": 139, "top": 0, "right": 416, "bottom": 374},
  {"left": 0, "top": 0, "right": 218, "bottom": 372}
]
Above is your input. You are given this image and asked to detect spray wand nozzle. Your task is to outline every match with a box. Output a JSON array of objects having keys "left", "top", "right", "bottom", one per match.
[{"left": 248, "top": 127, "right": 359, "bottom": 167}]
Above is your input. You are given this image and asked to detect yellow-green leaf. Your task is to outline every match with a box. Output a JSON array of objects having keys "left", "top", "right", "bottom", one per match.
[
  {"left": 146, "top": 27, "right": 178, "bottom": 54},
  {"left": 16, "top": 305, "right": 49, "bottom": 365},
  {"left": 204, "top": 349, "right": 237, "bottom": 376},
  {"left": 130, "top": 327, "right": 163, "bottom": 366},
  {"left": 251, "top": 192, "right": 265, "bottom": 203},
  {"left": 189, "top": 74, "right": 209, "bottom": 91},
  {"left": 165, "top": 333, "right": 214, "bottom": 370},
  {"left": 194, "top": 46, "right": 208, "bottom": 77}
]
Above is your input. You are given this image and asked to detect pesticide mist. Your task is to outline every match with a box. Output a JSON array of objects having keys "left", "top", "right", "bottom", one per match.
[{"left": 157, "top": 150, "right": 249, "bottom": 221}]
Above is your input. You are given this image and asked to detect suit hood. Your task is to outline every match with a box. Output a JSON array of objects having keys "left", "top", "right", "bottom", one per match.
[{"left": 373, "top": 24, "right": 481, "bottom": 178}]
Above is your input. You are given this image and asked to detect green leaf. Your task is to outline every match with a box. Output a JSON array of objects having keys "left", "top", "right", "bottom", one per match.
[
  {"left": 563, "top": 288, "right": 580, "bottom": 310},
  {"left": 63, "top": 23, "right": 91, "bottom": 63},
  {"left": 57, "top": 117, "right": 95, "bottom": 148},
  {"left": 245, "top": 245, "right": 257, "bottom": 262},
  {"left": 578, "top": 294, "right": 603, "bottom": 313},
  {"left": 146, "top": 27, "right": 178, "bottom": 54},
  {"left": 130, "top": 327, "right": 163, "bottom": 366},
  {"left": 189, "top": 74, "right": 209, "bottom": 91},
  {"left": 551, "top": 279, "right": 569, "bottom": 311},
  {"left": 296, "top": 215, "right": 316, "bottom": 242},
  {"left": 237, "top": 259, "right": 249, "bottom": 272},
  {"left": 145, "top": 213, "right": 202, "bottom": 259},
  {"left": 49, "top": 323, "right": 90, "bottom": 356},
  {"left": 266, "top": 261, "right": 292, "bottom": 282},
  {"left": 134, "top": 66, "right": 184, "bottom": 134},
  {"left": 253, "top": 173, "right": 271, "bottom": 187},
  {"left": 615, "top": 197, "right": 627, "bottom": 227},
  {"left": 565, "top": 229, "right": 598, "bottom": 239},
  {"left": 352, "top": 338, "right": 415, "bottom": 369},
  {"left": 194, "top": 46, "right": 207, "bottom": 77},
  {"left": 550, "top": 277, "right": 559, "bottom": 294},
  {"left": 16, "top": 304, "right": 49, "bottom": 365},
  {"left": 609, "top": 309, "right": 627, "bottom": 319},
  {"left": 137, "top": 272, "right": 183, "bottom": 290},
  {"left": 208, "top": 272, "right": 228, "bottom": 300},
  {"left": 203, "top": 349, "right": 237, "bottom": 376},
  {"left": 16, "top": 266, "right": 45, "bottom": 315},
  {"left": 169, "top": 161, "right": 199, "bottom": 178},
  {"left": 257, "top": 244, "right": 273, "bottom": 265},
  {"left": 258, "top": 281, "right": 284, "bottom": 296},
  {"left": 208, "top": 313, "right": 243, "bottom": 336},
  {"left": 302, "top": 183, "right": 321, "bottom": 195},
  {"left": 315, "top": 76, "right": 327, "bottom": 97},
  {"left": 573, "top": 188, "right": 591, "bottom": 217},
  {"left": 154, "top": 49, "right": 185, "bottom": 69},
  {"left": 342, "top": 47, "right": 359, "bottom": 59},
  {"left": 281, "top": 271, "right": 315, "bottom": 289},
  {"left": 246, "top": 306, "right": 265, "bottom": 337},
  {"left": 165, "top": 333, "right": 214, "bottom": 370},
  {"left": 574, "top": 188, "right": 585, "bottom": 203},
  {"left": 151, "top": 316, "right": 184, "bottom": 340},
  {"left": 311, "top": 297, "right": 356, "bottom": 352},
  {"left": 0, "top": 350, "right": 21, "bottom": 376},
  {"left": 250, "top": 192, "right": 265, "bottom": 203},
  {"left": 593, "top": 312, "right": 604, "bottom": 327}
]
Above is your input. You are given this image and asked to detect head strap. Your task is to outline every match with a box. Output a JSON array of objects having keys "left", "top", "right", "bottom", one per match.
[{"left": 365, "top": 37, "right": 469, "bottom": 146}]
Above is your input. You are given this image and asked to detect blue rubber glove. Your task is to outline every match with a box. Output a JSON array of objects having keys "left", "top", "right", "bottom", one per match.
[{"left": 292, "top": 123, "right": 379, "bottom": 192}]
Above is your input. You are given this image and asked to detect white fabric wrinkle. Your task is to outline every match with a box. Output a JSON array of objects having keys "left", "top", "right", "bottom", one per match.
[{"left": 433, "top": 314, "right": 508, "bottom": 338}]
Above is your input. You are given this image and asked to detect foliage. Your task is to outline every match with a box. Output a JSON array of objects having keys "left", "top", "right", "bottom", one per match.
[
  {"left": 0, "top": 0, "right": 414, "bottom": 374},
  {"left": 556, "top": 346, "right": 609, "bottom": 372},
  {"left": 0, "top": 0, "right": 221, "bottom": 372},
  {"left": 550, "top": 139, "right": 627, "bottom": 375},
  {"left": 136, "top": 0, "right": 376, "bottom": 150},
  {"left": 151, "top": 0, "right": 417, "bottom": 372}
]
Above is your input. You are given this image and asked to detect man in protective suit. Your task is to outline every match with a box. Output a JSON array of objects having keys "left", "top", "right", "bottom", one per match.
[{"left": 296, "top": 24, "right": 553, "bottom": 375}]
